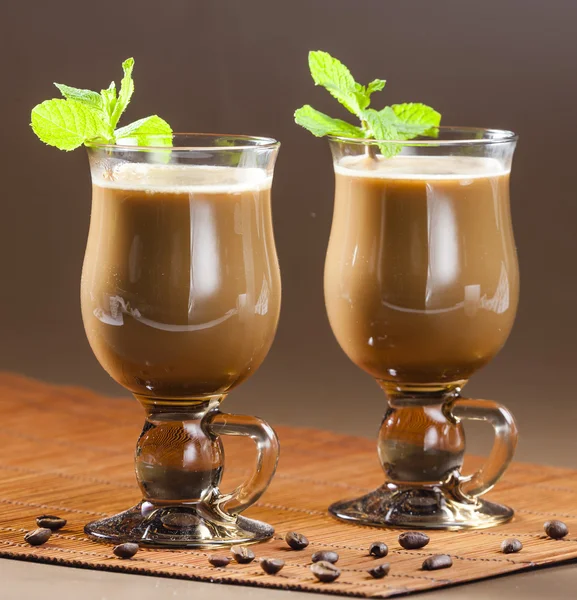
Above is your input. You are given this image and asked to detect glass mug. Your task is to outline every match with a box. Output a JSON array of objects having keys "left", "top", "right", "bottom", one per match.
[
  {"left": 324, "top": 128, "right": 519, "bottom": 529},
  {"left": 81, "top": 134, "right": 281, "bottom": 547}
]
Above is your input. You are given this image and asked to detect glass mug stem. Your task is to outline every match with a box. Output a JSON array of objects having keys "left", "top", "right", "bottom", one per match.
[
  {"left": 330, "top": 386, "right": 519, "bottom": 529},
  {"left": 85, "top": 396, "right": 279, "bottom": 547}
]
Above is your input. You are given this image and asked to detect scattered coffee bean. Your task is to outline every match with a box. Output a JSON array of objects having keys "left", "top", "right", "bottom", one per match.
[
  {"left": 260, "top": 558, "right": 285, "bottom": 575},
  {"left": 544, "top": 520, "right": 569, "bottom": 539},
  {"left": 208, "top": 555, "right": 231, "bottom": 568},
  {"left": 369, "top": 541, "right": 388, "bottom": 558},
  {"left": 285, "top": 531, "right": 309, "bottom": 550},
  {"left": 501, "top": 538, "right": 523, "bottom": 554},
  {"left": 231, "top": 545, "right": 256, "bottom": 564},
  {"left": 24, "top": 528, "right": 52, "bottom": 546},
  {"left": 367, "top": 563, "right": 390, "bottom": 579},
  {"left": 113, "top": 542, "right": 139, "bottom": 559},
  {"left": 311, "top": 550, "right": 339, "bottom": 564},
  {"left": 311, "top": 560, "right": 340, "bottom": 583},
  {"left": 399, "top": 531, "right": 430, "bottom": 550},
  {"left": 422, "top": 554, "right": 453, "bottom": 571},
  {"left": 36, "top": 515, "right": 67, "bottom": 531}
]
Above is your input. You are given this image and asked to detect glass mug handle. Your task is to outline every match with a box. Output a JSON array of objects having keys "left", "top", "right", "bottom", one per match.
[
  {"left": 446, "top": 398, "right": 518, "bottom": 500},
  {"left": 205, "top": 410, "right": 280, "bottom": 514}
]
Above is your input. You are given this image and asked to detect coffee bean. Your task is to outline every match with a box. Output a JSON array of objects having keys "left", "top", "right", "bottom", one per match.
[
  {"left": 24, "top": 528, "right": 52, "bottom": 546},
  {"left": 231, "top": 545, "right": 256, "bottom": 564},
  {"left": 311, "top": 550, "right": 339, "bottom": 564},
  {"left": 501, "top": 538, "right": 523, "bottom": 554},
  {"left": 422, "top": 554, "right": 453, "bottom": 571},
  {"left": 260, "top": 558, "right": 285, "bottom": 575},
  {"left": 544, "top": 520, "right": 569, "bottom": 539},
  {"left": 367, "top": 563, "right": 390, "bottom": 579},
  {"left": 36, "top": 515, "right": 67, "bottom": 531},
  {"left": 398, "top": 531, "right": 430, "bottom": 550},
  {"left": 208, "top": 555, "right": 231, "bottom": 568},
  {"left": 113, "top": 543, "right": 139, "bottom": 559},
  {"left": 285, "top": 531, "right": 309, "bottom": 550},
  {"left": 369, "top": 541, "right": 388, "bottom": 558},
  {"left": 310, "top": 560, "right": 340, "bottom": 583}
]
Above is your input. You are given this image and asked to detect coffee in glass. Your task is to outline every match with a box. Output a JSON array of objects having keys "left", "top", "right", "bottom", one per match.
[
  {"left": 82, "top": 134, "right": 281, "bottom": 547},
  {"left": 325, "top": 128, "right": 519, "bottom": 529}
]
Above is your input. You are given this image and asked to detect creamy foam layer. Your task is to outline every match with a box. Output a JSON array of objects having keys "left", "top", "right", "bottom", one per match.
[
  {"left": 335, "top": 155, "right": 509, "bottom": 180},
  {"left": 93, "top": 163, "right": 272, "bottom": 194}
]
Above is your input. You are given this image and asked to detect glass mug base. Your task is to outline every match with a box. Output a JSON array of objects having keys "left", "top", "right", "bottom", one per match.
[
  {"left": 85, "top": 502, "right": 274, "bottom": 548},
  {"left": 328, "top": 390, "right": 518, "bottom": 530},
  {"left": 83, "top": 400, "right": 281, "bottom": 549},
  {"left": 329, "top": 484, "right": 513, "bottom": 530}
]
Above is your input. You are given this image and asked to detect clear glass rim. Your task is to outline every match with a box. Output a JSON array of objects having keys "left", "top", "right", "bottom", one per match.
[
  {"left": 328, "top": 126, "right": 517, "bottom": 146},
  {"left": 87, "top": 132, "right": 280, "bottom": 151}
]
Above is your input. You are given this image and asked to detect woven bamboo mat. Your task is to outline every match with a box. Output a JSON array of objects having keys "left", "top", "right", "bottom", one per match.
[{"left": 1, "top": 373, "right": 576, "bottom": 598}]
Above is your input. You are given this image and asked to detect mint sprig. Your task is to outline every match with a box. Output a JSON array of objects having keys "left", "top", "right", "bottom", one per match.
[
  {"left": 294, "top": 51, "right": 441, "bottom": 158},
  {"left": 31, "top": 58, "right": 172, "bottom": 151}
]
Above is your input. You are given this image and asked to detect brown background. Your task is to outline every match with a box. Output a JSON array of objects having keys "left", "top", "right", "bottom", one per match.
[{"left": 1, "top": 0, "right": 576, "bottom": 464}]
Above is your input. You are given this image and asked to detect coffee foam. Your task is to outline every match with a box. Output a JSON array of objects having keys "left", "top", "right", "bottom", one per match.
[
  {"left": 335, "top": 155, "right": 509, "bottom": 180},
  {"left": 92, "top": 163, "right": 272, "bottom": 194}
]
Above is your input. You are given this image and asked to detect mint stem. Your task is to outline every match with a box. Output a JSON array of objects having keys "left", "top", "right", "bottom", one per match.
[{"left": 361, "top": 119, "right": 378, "bottom": 160}]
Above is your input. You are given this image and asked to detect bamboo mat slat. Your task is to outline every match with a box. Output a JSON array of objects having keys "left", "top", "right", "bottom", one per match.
[{"left": 0, "top": 373, "right": 576, "bottom": 598}]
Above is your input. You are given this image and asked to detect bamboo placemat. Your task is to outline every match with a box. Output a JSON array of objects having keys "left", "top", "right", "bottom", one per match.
[{"left": 0, "top": 373, "right": 576, "bottom": 598}]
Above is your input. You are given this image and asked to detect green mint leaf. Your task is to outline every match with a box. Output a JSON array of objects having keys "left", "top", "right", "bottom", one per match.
[
  {"left": 391, "top": 102, "right": 441, "bottom": 138},
  {"left": 362, "top": 108, "right": 398, "bottom": 140},
  {"left": 308, "top": 51, "right": 368, "bottom": 117},
  {"left": 54, "top": 83, "right": 103, "bottom": 111},
  {"left": 100, "top": 81, "right": 117, "bottom": 119},
  {"left": 31, "top": 99, "right": 109, "bottom": 151},
  {"left": 294, "top": 105, "right": 365, "bottom": 138},
  {"left": 362, "top": 108, "right": 401, "bottom": 158},
  {"left": 114, "top": 115, "right": 173, "bottom": 146},
  {"left": 354, "top": 83, "right": 371, "bottom": 111},
  {"left": 110, "top": 58, "right": 134, "bottom": 128},
  {"left": 365, "top": 79, "right": 386, "bottom": 97}
]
